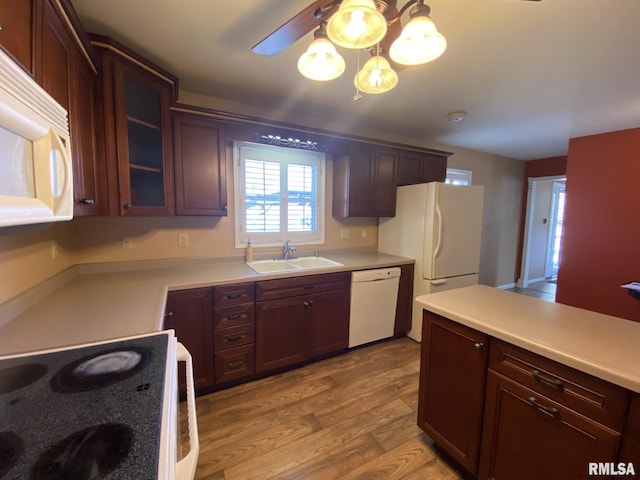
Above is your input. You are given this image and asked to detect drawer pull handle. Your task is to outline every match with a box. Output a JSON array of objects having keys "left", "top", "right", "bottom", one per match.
[
  {"left": 474, "top": 342, "right": 484, "bottom": 350},
  {"left": 226, "top": 313, "right": 241, "bottom": 320},
  {"left": 225, "top": 292, "right": 243, "bottom": 299},
  {"left": 228, "top": 361, "right": 243, "bottom": 370},
  {"left": 532, "top": 370, "right": 564, "bottom": 391},
  {"left": 303, "top": 284, "right": 314, "bottom": 289},
  {"left": 225, "top": 333, "right": 245, "bottom": 342},
  {"left": 527, "top": 396, "right": 559, "bottom": 416}
]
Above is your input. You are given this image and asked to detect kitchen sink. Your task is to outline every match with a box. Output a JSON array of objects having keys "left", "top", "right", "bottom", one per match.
[{"left": 247, "top": 256, "right": 343, "bottom": 274}]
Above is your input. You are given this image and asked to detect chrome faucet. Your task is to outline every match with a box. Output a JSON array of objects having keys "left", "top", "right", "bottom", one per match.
[{"left": 281, "top": 240, "right": 296, "bottom": 259}]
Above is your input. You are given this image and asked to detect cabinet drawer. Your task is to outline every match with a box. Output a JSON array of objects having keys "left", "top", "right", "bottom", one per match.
[
  {"left": 479, "top": 371, "right": 621, "bottom": 480},
  {"left": 213, "top": 282, "right": 255, "bottom": 307},
  {"left": 215, "top": 343, "right": 255, "bottom": 383},
  {"left": 489, "top": 340, "right": 629, "bottom": 431},
  {"left": 214, "top": 324, "right": 255, "bottom": 351},
  {"left": 256, "top": 272, "right": 351, "bottom": 302},
  {"left": 214, "top": 303, "right": 255, "bottom": 330}
]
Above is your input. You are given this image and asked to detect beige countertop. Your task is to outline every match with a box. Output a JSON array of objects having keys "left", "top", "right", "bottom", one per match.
[
  {"left": 415, "top": 285, "right": 640, "bottom": 393},
  {"left": 0, "top": 251, "right": 413, "bottom": 356}
]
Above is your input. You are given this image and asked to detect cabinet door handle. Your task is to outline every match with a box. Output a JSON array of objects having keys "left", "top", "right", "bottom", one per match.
[
  {"left": 225, "top": 333, "right": 245, "bottom": 342},
  {"left": 527, "top": 396, "right": 559, "bottom": 416},
  {"left": 474, "top": 342, "right": 484, "bottom": 350},
  {"left": 303, "top": 300, "right": 314, "bottom": 308},
  {"left": 79, "top": 198, "right": 95, "bottom": 205},
  {"left": 164, "top": 311, "right": 174, "bottom": 318},
  {"left": 123, "top": 202, "right": 133, "bottom": 210},
  {"left": 227, "top": 361, "right": 243, "bottom": 370},
  {"left": 532, "top": 370, "right": 564, "bottom": 391}
]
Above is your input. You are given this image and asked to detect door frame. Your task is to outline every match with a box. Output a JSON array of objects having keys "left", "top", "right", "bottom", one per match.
[{"left": 518, "top": 175, "right": 566, "bottom": 288}]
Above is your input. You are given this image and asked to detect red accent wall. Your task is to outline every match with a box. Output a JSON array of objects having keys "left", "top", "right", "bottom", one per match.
[
  {"left": 556, "top": 128, "right": 640, "bottom": 322},
  {"left": 514, "top": 156, "right": 567, "bottom": 281}
]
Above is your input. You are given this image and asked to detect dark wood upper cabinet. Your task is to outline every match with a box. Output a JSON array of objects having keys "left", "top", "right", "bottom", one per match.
[
  {"left": 40, "top": 0, "right": 105, "bottom": 215},
  {"left": 332, "top": 142, "right": 397, "bottom": 217},
  {"left": 0, "top": 0, "right": 35, "bottom": 74},
  {"left": 172, "top": 112, "right": 228, "bottom": 216},
  {"left": 92, "top": 35, "right": 178, "bottom": 216},
  {"left": 396, "top": 151, "right": 447, "bottom": 186}
]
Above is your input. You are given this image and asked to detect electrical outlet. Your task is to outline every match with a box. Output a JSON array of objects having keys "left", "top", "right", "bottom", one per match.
[
  {"left": 121, "top": 237, "right": 133, "bottom": 249},
  {"left": 340, "top": 228, "right": 351, "bottom": 239},
  {"left": 178, "top": 233, "right": 190, "bottom": 247},
  {"left": 51, "top": 241, "right": 59, "bottom": 259}
]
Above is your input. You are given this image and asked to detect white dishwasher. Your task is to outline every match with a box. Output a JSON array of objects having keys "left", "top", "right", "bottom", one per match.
[{"left": 349, "top": 267, "right": 401, "bottom": 347}]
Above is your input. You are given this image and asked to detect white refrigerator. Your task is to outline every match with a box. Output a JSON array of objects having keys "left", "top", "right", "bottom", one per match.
[{"left": 378, "top": 182, "right": 484, "bottom": 341}]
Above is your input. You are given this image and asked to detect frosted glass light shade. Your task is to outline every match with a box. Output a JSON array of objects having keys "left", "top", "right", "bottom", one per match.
[
  {"left": 327, "top": 0, "right": 387, "bottom": 49},
  {"left": 354, "top": 55, "right": 398, "bottom": 94},
  {"left": 390, "top": 14, "right": 446, "bottom": 65},
  {"left": 297, "top": 38, "right": 346, "bottom": 81}
]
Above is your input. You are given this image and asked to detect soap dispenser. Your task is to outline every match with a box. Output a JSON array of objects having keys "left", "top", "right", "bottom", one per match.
[{"left": 245, "top": 240, "right": 253, "bottom": 262}]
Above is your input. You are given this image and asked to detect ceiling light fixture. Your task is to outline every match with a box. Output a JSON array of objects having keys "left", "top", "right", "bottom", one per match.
[
  {"left": 298, "top": 22, "right": 346, "bottom": 81},
  {"left": 354, "top": 46, "right": 398, "bottom": 94},
  {"left": 297, "top": 0, "right": 446, "bottom": 97}
]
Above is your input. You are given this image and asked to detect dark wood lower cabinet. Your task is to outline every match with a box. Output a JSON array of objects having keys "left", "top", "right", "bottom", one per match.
[
  {"left": 478, "top": 372, "right": 620, "bottom": 480},
  {"left": 256, "top": 296, "right": 306, "bottom": 373},
  {"left": 255, "top": 272, "right": 350, "bottom": 374},
  {"left": 417, "top": 312, "right": 488, "bottom": 475},
  {"left": 418, "top": 312, "right": 632, "bottom": 480},
  {"left": 164, "top": 288, "right": 214, "bottom": 393}
]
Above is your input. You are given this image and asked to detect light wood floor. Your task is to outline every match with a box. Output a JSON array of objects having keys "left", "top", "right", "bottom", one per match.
[{"left": 184, "top": 338, "right": 463, "bottom": 480}]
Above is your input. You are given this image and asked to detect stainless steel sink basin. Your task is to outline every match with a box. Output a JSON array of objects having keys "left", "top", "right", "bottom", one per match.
[{"left": 247, "top": 256, "right": 343, "bottom": 274}]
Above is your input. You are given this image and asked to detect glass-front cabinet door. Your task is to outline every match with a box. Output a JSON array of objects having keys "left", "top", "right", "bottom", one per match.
[{"left": 113, "top": 62, "right": 174, "bottom": 215}]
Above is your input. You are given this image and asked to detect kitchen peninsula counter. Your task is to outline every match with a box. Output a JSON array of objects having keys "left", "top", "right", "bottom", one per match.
[
  {"left": 0, "top": 251, "right": 413, "bottom": 356},
  {"left": 415, "top": 284, "right": 640, "bottom": 393}
]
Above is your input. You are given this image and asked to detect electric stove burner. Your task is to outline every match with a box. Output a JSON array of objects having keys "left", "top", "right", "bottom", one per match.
[
  {"left": 0, "top": 431, "right": 24, "bottom": 479},
  {"left": 32, "top": 423, "right": 133, "bottom": 480},
  {"left": 50, "top": 348, "right": 150, "bottom": 393},
  {"left": 0, "top": 363, "right": 47, "bottom": 394}
]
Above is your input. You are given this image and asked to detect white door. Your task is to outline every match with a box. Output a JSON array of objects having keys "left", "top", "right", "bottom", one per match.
[{"left": 424, "top": 183, "right": 484, "bottom": 280}]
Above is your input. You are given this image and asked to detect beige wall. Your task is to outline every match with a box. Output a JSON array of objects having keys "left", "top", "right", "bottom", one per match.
[
  {"left": 0, "top": 90, "right": 524, "bottom": 305},
  {"left": 430, "top": 142, "right": 525, "bottom": 288}
]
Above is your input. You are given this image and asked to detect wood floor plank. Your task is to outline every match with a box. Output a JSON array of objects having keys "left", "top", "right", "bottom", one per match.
[
  {"left": 188, "top": 338, "right": 461, "bottom": 480},
  {"left": 339, "top": 435, "right": 439, "bottom": 480}
]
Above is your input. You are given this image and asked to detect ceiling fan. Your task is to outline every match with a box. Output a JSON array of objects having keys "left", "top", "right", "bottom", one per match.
[{"left": 252, "top": 0, "right": 540, "bottom": 95}]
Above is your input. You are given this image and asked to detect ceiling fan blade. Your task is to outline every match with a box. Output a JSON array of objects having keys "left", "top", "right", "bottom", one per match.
[{"left": 252, "top": 0, "right": 340, "bottom": 56}]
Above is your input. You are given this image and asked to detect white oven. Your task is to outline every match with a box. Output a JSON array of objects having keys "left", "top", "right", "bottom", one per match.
[
  {"left": 0, "top": 46, "right": 73, "bottom": 228},
  {"left": 0, "top": 330, "right": 199, "bottom": 479}
]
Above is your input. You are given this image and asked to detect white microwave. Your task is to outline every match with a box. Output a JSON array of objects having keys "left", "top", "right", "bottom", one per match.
[{"left": 0, "top": 47, "right": 73, "bottom": 228}]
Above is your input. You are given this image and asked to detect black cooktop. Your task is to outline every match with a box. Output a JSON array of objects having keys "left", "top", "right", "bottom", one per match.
[{"left": 0, "top": 333, "right": 169, "bottom": 480}]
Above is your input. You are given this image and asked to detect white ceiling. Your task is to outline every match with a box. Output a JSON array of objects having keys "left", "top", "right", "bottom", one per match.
[{"left": 70, "top": 0, "right": 640, "bottom": 160}]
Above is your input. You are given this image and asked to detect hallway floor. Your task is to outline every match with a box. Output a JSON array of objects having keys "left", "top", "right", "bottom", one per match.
[{"left": 507, "top": 279, "right": 557, "bottom": 302}]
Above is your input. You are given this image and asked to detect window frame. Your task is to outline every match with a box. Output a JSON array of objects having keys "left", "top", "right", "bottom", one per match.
[
  {"left": 445, "top": 168, "right": 473, "bottom": 186},
  {"left": 233, "top": 140, "right": 326, "bottom": 248}
]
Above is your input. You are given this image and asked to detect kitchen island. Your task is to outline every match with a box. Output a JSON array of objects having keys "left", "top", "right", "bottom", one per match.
[{"left": 415, "top": 285, "right": 640, "bottom": 479}]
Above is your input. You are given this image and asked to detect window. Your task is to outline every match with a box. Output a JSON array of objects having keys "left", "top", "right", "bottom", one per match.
[
  {"left": 233, "top": 141, "right": 325, "bottom": 247},
  {"left": 445, "top": 168, "right": 472, "bottom": 185}
]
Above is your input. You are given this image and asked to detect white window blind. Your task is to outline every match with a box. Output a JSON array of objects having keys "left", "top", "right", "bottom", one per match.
[{"left": 234, "top": 141, "right": 325, "bottom": 247}]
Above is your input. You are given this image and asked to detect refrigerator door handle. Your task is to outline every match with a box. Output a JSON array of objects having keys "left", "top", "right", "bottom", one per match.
[{"left": 433, "top": 202, "right": 443, "bottom": 260}]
